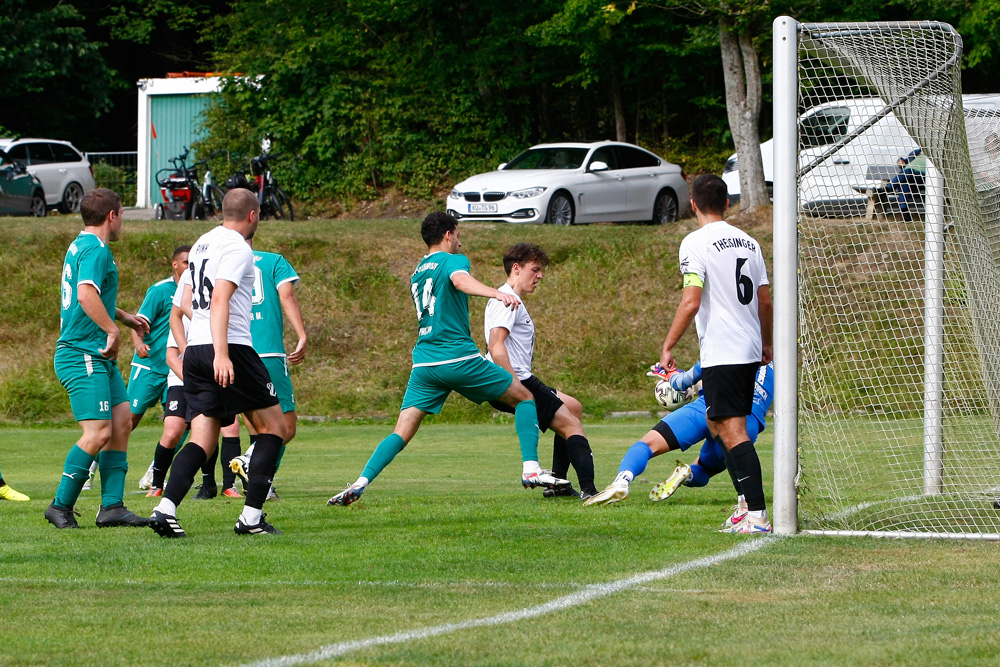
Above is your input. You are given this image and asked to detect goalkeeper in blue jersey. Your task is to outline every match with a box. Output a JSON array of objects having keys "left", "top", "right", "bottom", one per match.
[{"left": 585, "top": 361, "right": 774, "bottom": 530}]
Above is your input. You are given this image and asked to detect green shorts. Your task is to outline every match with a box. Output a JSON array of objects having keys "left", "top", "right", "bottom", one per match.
[
  {"left": 54, "top": 347, "right": 129, "bottom": 421},
  {"left": 262, "top": 356, "right": 295, "bottom": 413},
  {"left": 401, "top": 355, "right": 513, "bottom": 415},
  {"left": 127, "top": 364, "right": 168, "bottom": 415}
]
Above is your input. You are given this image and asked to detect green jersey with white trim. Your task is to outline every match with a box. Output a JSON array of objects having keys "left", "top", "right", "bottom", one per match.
[
  {"left": 410, "top": 251, "right": 481, "bottom": 367},
  {"left": 129, "top": 277, "right": 176, "bottom": 374},
  {"left": 57, "top": 231, "right": 118, "bottom": 356},
  {"left": 250, "top": 250, "right": 299, "bottom": 357}
]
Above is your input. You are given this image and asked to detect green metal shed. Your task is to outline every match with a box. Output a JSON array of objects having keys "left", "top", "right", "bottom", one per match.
[{"left": 136, "top": 75, "right": 221, "bottom": 209}]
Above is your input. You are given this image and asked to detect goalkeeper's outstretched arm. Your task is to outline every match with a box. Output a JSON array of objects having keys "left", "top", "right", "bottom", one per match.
[{"left": 669, "top": 361, "right": 702, "bottom": 392}]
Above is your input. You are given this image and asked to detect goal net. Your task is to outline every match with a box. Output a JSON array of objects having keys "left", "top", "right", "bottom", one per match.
[{"left": 773, "top": 20, "right": 1000, "bottom": 538}]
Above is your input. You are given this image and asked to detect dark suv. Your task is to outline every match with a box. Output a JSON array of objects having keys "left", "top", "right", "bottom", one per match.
[{"left": 0, "top": 149, "right": 46, "bottom": 216}]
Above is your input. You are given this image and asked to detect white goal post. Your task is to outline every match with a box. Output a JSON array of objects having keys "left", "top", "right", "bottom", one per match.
[{"left": 772, "top": 17, "right": 1000, "bottom": 539}]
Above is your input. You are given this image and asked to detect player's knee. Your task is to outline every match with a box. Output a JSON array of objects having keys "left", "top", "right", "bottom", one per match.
[
  {"left": 563, "top": 394, "right": 583, "bottom": 420},
  {"left": 283, "top": 416, "right": 297, "bottom": 444},
  {"left": 510, "top": 383, "right": 532, "bottom": 403},
  {"left": 79, "top": 426, "right": 112, "bottom": 453},
  {"left": 162, "top": 421, "right": 186, "bottom": 447}
]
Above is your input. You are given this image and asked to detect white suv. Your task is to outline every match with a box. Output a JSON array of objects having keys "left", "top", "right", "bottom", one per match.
[{"left": 0, "top": 138, "right": 96, "bottom": 213}]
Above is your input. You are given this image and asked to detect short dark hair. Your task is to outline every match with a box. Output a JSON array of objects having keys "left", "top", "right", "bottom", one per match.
[
  {"left": 173, "top": 245, "right": 192, "bottom": 258},
  {"left": 80, "top": 188, "right": 121, "bottom": 227},
  {"left": 691, "top": 174, "right": 729, "bottom": 216},
  {"left": 223, "top": 187, "right": 259, "bottom": 222},
  {"left": 421, "top": 212, "right": 458, "bottom": 246},
  {"left": 503, "top": 243, "right": 549, "bottom": 275}
]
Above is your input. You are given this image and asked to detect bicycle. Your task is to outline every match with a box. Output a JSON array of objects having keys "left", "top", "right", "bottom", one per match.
[
  {"left": 192, "top": 158, "right": 225, "bottom": 220},
  {"left": 249, "top": 151, "right": 294, "bottom": 221}
]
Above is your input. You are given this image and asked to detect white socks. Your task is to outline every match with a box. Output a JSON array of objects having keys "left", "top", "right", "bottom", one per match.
[
  {"left": 240, "top": 506, "right": 262, "bottom": 525},
  {"left": 155, "top": 499, "right": 177, "bottom": 516}
]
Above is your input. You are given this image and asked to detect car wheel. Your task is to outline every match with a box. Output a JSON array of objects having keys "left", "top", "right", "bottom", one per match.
[
  {"left": 547, "top": 192, "right": 574, "bottom": 225},
  {"left": 58, "top": 182, "right": 85, "bottom": 214},
  {"left": 652, "top": 190, "right": 678, "bottom": 224},
  {"left": 31, "top": 192, "right": 47, "bottom": 217}
]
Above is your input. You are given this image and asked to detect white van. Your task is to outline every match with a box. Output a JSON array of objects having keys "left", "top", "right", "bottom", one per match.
[{"left": 722, "top": 95, "right": 1000, "bottom": 216}]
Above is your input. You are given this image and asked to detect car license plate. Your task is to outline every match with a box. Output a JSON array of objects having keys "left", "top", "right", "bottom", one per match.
[{"left": 468, "top": 203, "right": 498, "bottom": 213}]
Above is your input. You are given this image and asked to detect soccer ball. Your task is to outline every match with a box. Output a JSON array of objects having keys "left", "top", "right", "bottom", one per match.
[{"left": 654, "top": 379, "right": 690, "bottom": 411}]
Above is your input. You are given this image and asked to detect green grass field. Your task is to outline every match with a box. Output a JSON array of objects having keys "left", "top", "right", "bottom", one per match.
[{"left": 3, "top": 423, "right": 1000, "bottom": 666}]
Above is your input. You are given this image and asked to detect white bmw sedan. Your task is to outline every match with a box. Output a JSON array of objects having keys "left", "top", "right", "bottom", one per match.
[{"left": 447, "top": 141, "right": 690, "bottom": 225}]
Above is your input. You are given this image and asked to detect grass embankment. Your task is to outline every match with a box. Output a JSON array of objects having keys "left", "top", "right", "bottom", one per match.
[{"left": 0, "top": 214, "right": 772, "bottom": 423}]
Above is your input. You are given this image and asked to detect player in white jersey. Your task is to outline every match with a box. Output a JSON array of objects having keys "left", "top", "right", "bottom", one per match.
[
  {"left": 659, "top": 174, "right": 773, "bottom": 533},
  {"left": 144, "top": 283, "right": 192, "bottom": 497},
  {"left": 484, "top": 243, "right": 597, "bottom": 499},
  {"left": 149, "top": 188, "right": 288, "bottom": 537}
]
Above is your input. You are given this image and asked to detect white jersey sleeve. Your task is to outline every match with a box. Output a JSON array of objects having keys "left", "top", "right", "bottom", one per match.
[
  {"left": 165, "top": 313, "right": 190, "bottom": 387},
  {"left": 483, "top": 283, "right": 535, "bottom": 380},
  {"left": 172, "top": 270, "right": 192, "bottom": 308}
]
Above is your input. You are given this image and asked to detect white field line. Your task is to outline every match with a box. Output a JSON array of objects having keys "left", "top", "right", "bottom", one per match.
[{"left": 241, "top": 537, "right": 774, "bottom": 667}]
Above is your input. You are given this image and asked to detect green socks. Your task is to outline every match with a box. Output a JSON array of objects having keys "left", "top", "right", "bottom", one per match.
[
  {"left": 514, "top": 400, "right": 540, "bottom": 462},
  {"left": 361, "top": 433, "right": 407, "bottom": 482},
  {"left": 275, "top": 445, "right": 286, "bottom": 472},
  {"left": 54, "top": 445, "right": 95, "bottom": 509},
  {"left": 98, "top": 450, "right": 128, "bottom": 508}
]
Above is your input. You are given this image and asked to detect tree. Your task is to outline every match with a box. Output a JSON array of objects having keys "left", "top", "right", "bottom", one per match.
[
  {"left": 718, "top": 6, "right": 769, "bottom": 212},
  {"left": 528, "top": 0, "right": 660, "bottom": 142},
  {"left": 0, "top": 0, "right": 117, "bottom": 141}
]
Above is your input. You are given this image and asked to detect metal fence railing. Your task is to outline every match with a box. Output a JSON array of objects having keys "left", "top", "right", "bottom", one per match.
[{"left": 86, "top": 151, "right": 138, "bottom": 207}]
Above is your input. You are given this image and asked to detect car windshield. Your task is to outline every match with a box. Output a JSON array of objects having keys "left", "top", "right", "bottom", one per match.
[{"left": 504, "top": 147, "right": 589, "bottom": 170}]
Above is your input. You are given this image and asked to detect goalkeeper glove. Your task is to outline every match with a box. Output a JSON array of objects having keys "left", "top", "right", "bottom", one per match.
[
  {"left": 646, "top": 363, "right": 679, "bottom": 382},
  {"left": 648, "top": 363, "right": 701, "bottom": 392}
]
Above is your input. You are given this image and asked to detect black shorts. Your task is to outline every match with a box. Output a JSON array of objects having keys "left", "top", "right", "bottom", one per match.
[
  {"left": 702, "top": 362, "right": 759, "bottom": 420},
  {"left": 163, "top": 386, "right": 187, "bottom": 419},
  {"left": 182, "top": 344, "right": 279, "bottom": 426},
  {"left": 489, "top": 375, "right": 564, "bottom": 432}
]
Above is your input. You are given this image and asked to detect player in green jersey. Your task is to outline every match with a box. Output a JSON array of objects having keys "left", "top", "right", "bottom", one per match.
[
  {"left": 226, "top": 245, "right": 307, "bottom": 500},
  {"left": 45, "top": 188, "right": 151, "bottom": 529},
  {"left": 128, "top": 246, "right": 191, "bottom": 429},
  {"left": 327, "top": 212, "right": 570, "bottom": 506}
]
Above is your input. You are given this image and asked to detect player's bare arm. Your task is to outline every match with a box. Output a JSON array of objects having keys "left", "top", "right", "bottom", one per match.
[
  {"left": 757, "top": 285, "right": 773, "bottom": 364},
  {"left": 487, "top": 327, "right": 516, "bottom": 377},
  {"left": 130, "top": 326, "right": 150, "bottom": 358},
  {"left": 116, "top": 308, "right": 149, "bottom": 335},
  {"left": 210, "top": 279, "right": 238, "bottom": 387},
  {"left": 451, "top": 272, "right": 520, "bottom": 310},
  {"left": 660, "top": 285, "right": 702, "bottom": 370},
  {"left": 169, "top": 283, "right": 193, "bottom": 356},
  {"left": 166, "top": 346, "right": 184, "bottom": 381},
  {"left": 278, "top": 281, "right": 307, "bottom": 365}
]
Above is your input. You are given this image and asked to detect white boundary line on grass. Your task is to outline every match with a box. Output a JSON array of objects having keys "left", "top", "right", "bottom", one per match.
[{"left": 241, "top": 538, "right": 774, "bottom": 667}]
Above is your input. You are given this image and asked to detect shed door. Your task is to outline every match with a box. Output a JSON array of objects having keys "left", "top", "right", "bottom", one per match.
[{"left": 149, "top": 94, "right": 212, "bottom": 204}]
